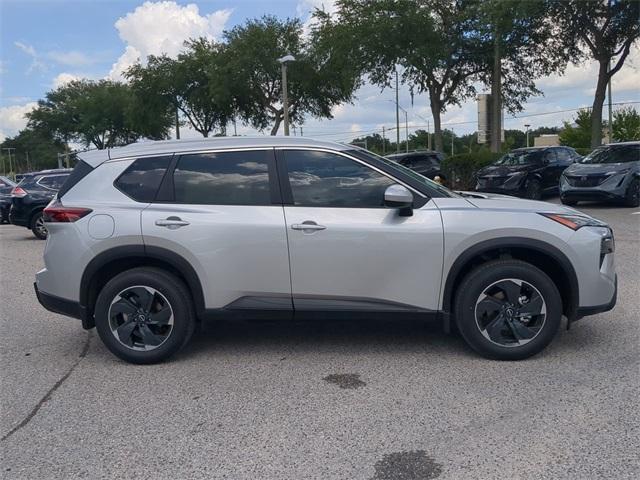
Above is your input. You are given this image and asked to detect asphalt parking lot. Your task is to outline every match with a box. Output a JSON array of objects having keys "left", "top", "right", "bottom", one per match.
[{"left": 1, "top": 199, "right": 639, "bottom": 480}]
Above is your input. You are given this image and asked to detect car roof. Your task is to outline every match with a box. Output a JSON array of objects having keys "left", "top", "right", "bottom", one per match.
[
  {"left": 78, "top": 136, "right": 353, "bottom": 168},
  {"left": 385, "top": 151, "right": 441, "bottom": 159}
]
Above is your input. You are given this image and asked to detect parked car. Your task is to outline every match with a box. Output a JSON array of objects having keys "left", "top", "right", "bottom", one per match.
[
  {"left": 385, "top": 150, "right": 445, "bottom": 180},
  {"left": 0, "top": 176, "right": 17, "bottom": 224},
  {"left": 475, "top": 146, "right": 580, "bottom": 199},
  {"left": 9, "top": 168, "right": 72, "bottom": 239},
  {"left": 560, "top": 141, "right": 639, "bottom": 207},
  {"left": 35, "top": 137, "right": 616, "bottom": 364}
]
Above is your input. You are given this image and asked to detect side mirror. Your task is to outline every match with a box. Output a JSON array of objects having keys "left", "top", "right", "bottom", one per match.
[{"left": 384, "top": 184, "right": 414, "bottom": 216}]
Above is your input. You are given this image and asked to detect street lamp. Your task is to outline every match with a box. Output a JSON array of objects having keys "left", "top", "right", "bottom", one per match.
[
  {"left": 524, "top": 124, "right": 531, "bottom": 148},
  {"left": 278, "top": 54, "right": 295, "bottom": 136}
]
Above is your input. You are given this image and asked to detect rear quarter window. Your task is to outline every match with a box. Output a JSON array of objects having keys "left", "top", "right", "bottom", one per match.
[
  {"left": 114, "top": 156, "right": 172, "bottom": 202},
  {"left": 38, "top": 174, "right": 70, "bottom": 190},
  {"left": 58, "top": 161, "right": 94, "bottom": 198}
]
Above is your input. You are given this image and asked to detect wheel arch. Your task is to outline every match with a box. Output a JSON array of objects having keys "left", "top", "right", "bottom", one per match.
[
  {"left": 442, "top": 237, "right": 579, "bottom": 331},
  {"left": 80, "top": 245, "right": 205, "bottom": 329}
]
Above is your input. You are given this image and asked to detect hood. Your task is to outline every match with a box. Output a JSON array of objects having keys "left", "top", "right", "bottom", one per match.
[
  {"left": 564, "top": 161, "right": 637, "bottom": 175},
  {"left": 476, "top": 164, "right": 536, "bottom": 177},
  {"left": 463, "top": 196, "right": 579, "bottom": 215}
]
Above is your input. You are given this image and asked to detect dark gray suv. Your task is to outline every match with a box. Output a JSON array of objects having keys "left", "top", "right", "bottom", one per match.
[{"left": 560, "top": 142, "right": 640, "bottom": 207}]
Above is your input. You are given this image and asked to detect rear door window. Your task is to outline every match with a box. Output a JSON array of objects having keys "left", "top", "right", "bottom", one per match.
[
  {"left": 115, "top": 156, "right": 172, "bottom": 202},
  {"left": 172, "top": 150, "right": 273, "bottom": 205}
]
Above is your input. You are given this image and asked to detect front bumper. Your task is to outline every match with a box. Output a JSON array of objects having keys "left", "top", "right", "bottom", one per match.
[
  {"left": 560, "top": 173, "right": 630, "bottom": 202},
  {"left": 575, "top": 274, "right": 617, "bottom": 320},
  {"left": 34, "top": 282, "right": 91, "bottom": 329}
]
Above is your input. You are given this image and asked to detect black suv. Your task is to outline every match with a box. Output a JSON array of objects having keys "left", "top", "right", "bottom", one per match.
[
  {"left": 385, "top": 151, "right": 445, "bottom": 180},
  {"left": 475, "top": 146, "right": 580, "bottom": 199},
  {"left": 9, "top": 168, "right": 72, "bottom": 239}
]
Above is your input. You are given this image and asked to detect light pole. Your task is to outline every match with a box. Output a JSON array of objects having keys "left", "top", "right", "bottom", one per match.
[
  {"left": 524, "top": 124, "right": 531, "bottom": 148},
  {"left": 278, "top": 55, "right": 295, "bottom": 136},
  {"left": 388, "top": 100, "right": 409, "bottom": 153}
]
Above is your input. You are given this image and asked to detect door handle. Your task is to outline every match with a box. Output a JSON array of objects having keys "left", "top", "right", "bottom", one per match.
[
  {"left": 155, "top": 217, "right": 190, "bottom": 229},
  {"left": 291, "top": 221, "right": 326, "bottom": 232}
]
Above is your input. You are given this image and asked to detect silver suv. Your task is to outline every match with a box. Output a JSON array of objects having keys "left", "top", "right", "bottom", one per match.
[{"left": 35, "top": 137, "right": 617, "bottom": 363}]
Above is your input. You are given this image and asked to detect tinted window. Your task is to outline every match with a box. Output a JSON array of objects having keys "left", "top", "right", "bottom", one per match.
[
  {"left": 544, "top": 150, "right": 558, "bottom": 164},
  {"left": 581, "top": 145, "right": 640, "bottom": 164},
  {"left": 173, "top": 150, "right": 271, "bottom": 205},
  {"left": 38, "top": 174, "right": 69, "bottom": 190},
  {"left": 58, "top": 160, "right": 93, "bottom": 198},
  {"left": 115, "top": 156, "right": 172, "bottom": 202},
  {"left": 555, "top": 149, "right": 570, "bottom": 162},
  {"left": 283, "top": 150, "right": 395, "bottom": 208},
  {"left": 495, "top": 151, "right": 542, "bottom": 166}
]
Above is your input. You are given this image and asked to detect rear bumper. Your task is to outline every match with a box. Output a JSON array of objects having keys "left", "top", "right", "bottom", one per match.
[{"left": 34, "top": 282, "right": 91, "bottom": 328}]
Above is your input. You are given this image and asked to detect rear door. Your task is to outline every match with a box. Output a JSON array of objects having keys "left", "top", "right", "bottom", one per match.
[
  {"left": 141, "top": 149, "right": 292, "bottom": 311},
  {"left": 541, "top": 149, "right": 559, "bottom": 190},
  {"left": 278, "top": 148, "right": 443, "bottom": 313}
]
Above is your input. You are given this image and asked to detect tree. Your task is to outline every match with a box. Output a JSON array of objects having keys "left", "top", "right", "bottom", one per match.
[
  {"left": 350, "top": 133, "right": 391, "bottom": 154},
  {"left": 613, "top": 107, "right": 640, "bottom": 142},
  {"left": 0, "top": 128, "right": 66, "bottom": 172},
  {"left": 553, "top": 0, "right": 640, "bottom": 148},
  {"left": 224, "top": 16, "right": 359, "bottom": 135},
  {"left": 473, "top": 1, "right": 569, "bottom": 152},
  {"left": 26, "top": 79, "right": 172, "bottom": 149},
  {"left": 559, "top": 109, "right": 593, "bottom": 149},
  {"left": 313, "top": 0, "right": 485, "bottom": 153},
  {"left": 127, "top": 38, "right": 233, "bottom": 138}
]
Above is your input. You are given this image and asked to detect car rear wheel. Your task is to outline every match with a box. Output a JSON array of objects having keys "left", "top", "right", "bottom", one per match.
[
  {"left": 624, "top": 177, "right": 639, "bottom": 207},
  {"left": 95, "top": 268, "right": 196, "bottom": 364},
  {"left": 454, "top": 260, "right": 562, "bottom": 360},
  {"left": 524, "top": 179, "right": 542, "bottom": 200},
  {"left": 30, "top": 211, "right": 48, "bottom": 240}
]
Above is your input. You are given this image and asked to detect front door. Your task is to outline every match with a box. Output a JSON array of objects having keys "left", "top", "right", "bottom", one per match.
[
  {"left": 141, "top": 149, "right": 292, "bottom": 311},
  {"left": 278, "top": 149, "right": 443, "bottom": 312}
]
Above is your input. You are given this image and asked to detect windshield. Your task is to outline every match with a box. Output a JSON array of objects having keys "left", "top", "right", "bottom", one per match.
[
  {"left": 494, "top": 151, "right": 541, "bottom": 166},
  {"left": 581, "top": 145, "right": 639, "bottom": 164},
  {"left": 347, "top": 149, "right": 459, "bottom": 198}
]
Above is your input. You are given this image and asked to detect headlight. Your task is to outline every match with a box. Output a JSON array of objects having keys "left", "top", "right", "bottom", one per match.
[
  {"left": 538, "top": 212, "right": 606, "bottom": 230},
  {"left": 605, "top": 168, "right": 630, "bottom": 176}
]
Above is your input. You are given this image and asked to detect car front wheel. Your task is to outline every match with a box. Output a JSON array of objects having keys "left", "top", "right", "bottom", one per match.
[
  {"left": 454, "top": 260, "right": 562, "bottom": 360},
  {"left": 94, "top": 267, "right": 196, "bottom": 364},
  {"left": 624, "top": 177, "right": 639, "bottom": 207}
]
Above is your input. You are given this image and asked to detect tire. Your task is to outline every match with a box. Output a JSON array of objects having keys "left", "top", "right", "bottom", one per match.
[
  {"left": 560, "top": 196, "right": 578, "bottom": 206},
  {"left": 624, "top": 177, "right": 639, "bottom": 207},
  {"left": 94, "top": 267, "right": 196, "bottom": 364},
  {"left": 30, "top": 211, "right": 48, "bottom": 240},
  {"left": 524, "top": 178, "right": 542, "bottom": 200},
  {"left": 454, "top": 260, "right": 562, "bottom": 360}
]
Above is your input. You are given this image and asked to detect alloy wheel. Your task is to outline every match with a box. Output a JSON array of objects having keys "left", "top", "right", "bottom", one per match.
[
  {"left": 35, "top": 216, "right": 48, "bottom": 238},
  {"left": 474, "top": 278, "right": 547, "bottom": 347},
  {"left": 108, "top": 286, "right": 174, "bottom": 351}
]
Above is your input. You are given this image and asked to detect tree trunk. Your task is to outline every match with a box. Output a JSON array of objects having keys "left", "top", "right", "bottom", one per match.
[
  {"left": 591, "top": 61, "right": 609, "bottom": 148},
  {"left": 270, "top": 113, "right": 282, "bottom": 136},
  {"left": 430, "top": 97, "right": 443, "bottom": 153},
  {"left": 175, "top": 106, "right": 180, "bottom": 140},
  {"left": 490, "top": 32, "right": 502, "bottom": 153}
]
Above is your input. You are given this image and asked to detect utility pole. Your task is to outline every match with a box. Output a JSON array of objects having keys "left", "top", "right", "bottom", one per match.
[
  {"left": 451, "top": 130, "right": 454, "bottom": 156},
  {"left": 233, "top": 118, "right": 237, "bottom": 136},
  {"left": 278, "top": 55, "right": 296, "bottom": 136},
  {"left": 607, "top": 59, "right": 613, "bottom": 143},
  {"left": 524, "top": 124, "right": 531, "bottom": 148},
  {"left": 2, "top": 148, "right": 15, "bottom": 177},
  {"left": 175, "top": 106, "right": 180, "bottom": 139},
  {"left": 427, "top": 120, "right": 431, "bottom": 150},
  {"left": 292, "top": 125, "right": 297, "bottom": 136},
  {"left": 382, "top": 126, "right": 386, "bottom": 154},
  {"left": 395, "top": 69, "right": 400, "bottom": 152},
  {"left": 300, "top": 126, "right": 303, "bottom": 136},
  {"left": 490, "top": 27, "right": 502, "bottom": 153},
  {"left": 404, "top": 110, "right": 409, "bottom": 153}
]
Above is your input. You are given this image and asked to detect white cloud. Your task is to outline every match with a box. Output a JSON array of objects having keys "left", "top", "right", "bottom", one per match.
[
  {"left": 108, "top": 1, "right": 232, "bottom": 80},
  {"left": 47, "top": 50, "right": 94, "bottom": 67},
  {"left": 0, "top": 102, "right": 38, "bottom": 141},
  {"left": 14, "top": 41, "right": 46, "bottom": 74},
  {"left": 51, "top": 72, "right": 81, "bottom": 89}
]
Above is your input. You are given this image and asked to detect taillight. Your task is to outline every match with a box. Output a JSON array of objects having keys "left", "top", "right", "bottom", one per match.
[
  {"left": 11, "top": 186, "right": 27, "bottom": 198},
  {"left": 43, "top": 200, "right": 92, "bottom": 223}
]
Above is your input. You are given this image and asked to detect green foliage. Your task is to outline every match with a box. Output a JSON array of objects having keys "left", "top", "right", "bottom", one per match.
[
  {"left": 613, "top": 107, "right": 640, "bottom": 142},
  {"left": 26, "top": 79, "right": 172, "bottom": 149},
  {"left": 350, "top": 133, "right": 391, "bottom": 155},
  {"left": 224, "top": 15, "right": 359, "bottom": 135},
  {"left": 552, "top": 0, "right": 640, "bottom": 147},
  {"left": 0, "top": 128, "right": 66, "bottom": 173},
  {"left": 127, "top": 38, "right": 233, "bottom": 137},
  {"left": 441, "top": 151, "right": 503, "bottom": 190},
  {"left": 559, "top": 109, "right": 593, "bottom": 149}
]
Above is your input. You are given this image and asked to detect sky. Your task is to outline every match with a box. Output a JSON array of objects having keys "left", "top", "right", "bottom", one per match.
[{"left": 1, "top": 0, "right": 639, "bottom": 145}]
